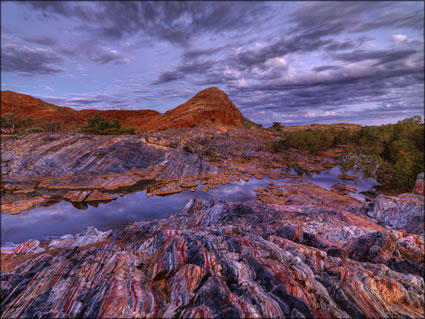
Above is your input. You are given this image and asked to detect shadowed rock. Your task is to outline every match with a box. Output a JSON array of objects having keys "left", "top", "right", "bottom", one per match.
[{"left": 1, "top": 198, "right": 423, "bottom": 318}]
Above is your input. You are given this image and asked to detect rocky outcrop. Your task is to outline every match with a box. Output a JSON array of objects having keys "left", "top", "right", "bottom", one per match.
[
  {"left": 413, "top": 172, "right": 424, "bottom": 195},
  {"left": 365, "top": 193, "right": 424, "bottom": 235},
  {"left": 1, "top": 198, "right": 424, "bottom": 318},
  {"left": 331, "top": 183, "right": 357, "bottom": 195},
  {"left": 337, "top": 173, "right": 359, "bottom": 182},
  {"left": 1, "top": 128, "right": 343, "bottom": 214}
]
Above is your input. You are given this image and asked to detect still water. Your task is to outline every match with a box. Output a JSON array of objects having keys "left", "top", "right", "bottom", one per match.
[{"left": 1, "top": 166, "right": 379, "bottom": 245}]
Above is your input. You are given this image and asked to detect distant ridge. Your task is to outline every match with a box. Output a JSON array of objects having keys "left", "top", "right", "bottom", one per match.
[{"left": 0, "top": 87, "right": 244, "bottom": 132}]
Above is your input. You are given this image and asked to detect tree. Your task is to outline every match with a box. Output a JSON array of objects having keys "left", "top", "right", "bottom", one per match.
[
  {"left": 18, "top": 116, "right": 35, "bottom": 130},
  {"left": 271, "top": 122, "right": 282, "bottom": 132},
  {"left": 80, "top": 115, "right": 135, "bottom": 135},
  {"left": 1, "top": 113, "right": 17, "bottom": 134},
  {"left": 42, "top": 121, "right": 61, "bottom": 132}
]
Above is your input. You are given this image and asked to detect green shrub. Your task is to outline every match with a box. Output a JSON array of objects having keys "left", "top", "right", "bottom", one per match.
[
  {"left": 80, "top": 115, "right": 135, "bottom": 135},
  {"left": 1, "top": 113, "right": 17, "bottom": 133},
  {"left": 335, "top": 116, "right": 424, "bottom": 193},
  {"left": 242, "top": 116, "right": 263, "bottom": 129},
  {"left": 271, "top": 122, "right": 282, "bottom": 132},
  {"left": 42, "top": 121, "right": 61, "bottom": 132},
  {"left": 23, "top": 127, "right": 44, "bottom": 134},
  {"left": 266, "top": 139, "right": 285, "bottom": 153},
  {"left": 100, "top": 127, "right": 135, "bottom": 135},
  {"left": 18, "top": 116, "right": 35, "bottom": 130}
]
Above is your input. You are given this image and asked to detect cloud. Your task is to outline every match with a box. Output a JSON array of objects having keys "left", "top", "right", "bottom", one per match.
[
  {"left": 152, "top": 71, "right": 183, "bottom": 85},
  {"left": 22, "top": 35, "right": 58, "bottom": 46},
  {"left": 26, "top": 1, "right": 272, "bottom": 46},
  {"left": 152, "top": 59, "right": 216, "bottom": 84},
  {"left": 289, "top": 2, "right": 424, "bottom": 38},
  {"left": 6, "top": 1, "right": 424, "bottom": 126},
  {"left": 53, "top": 40, "right": 131, "bottom": 65},
  {"left": 1, "top": 43, "right": 63, "bottom": 76}
]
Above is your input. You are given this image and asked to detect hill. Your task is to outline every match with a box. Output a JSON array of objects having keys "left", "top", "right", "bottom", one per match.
[
  {"left": 144, "top": 87, "right": 243, "bottom": 130},
  {"left": 0, "top": 87, "right": 243, "bottom": 133}
]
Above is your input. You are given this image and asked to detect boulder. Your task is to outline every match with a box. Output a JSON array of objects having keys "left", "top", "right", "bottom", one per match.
[{"left": 366, "top": 193, "right": 424, "bottom": 234}]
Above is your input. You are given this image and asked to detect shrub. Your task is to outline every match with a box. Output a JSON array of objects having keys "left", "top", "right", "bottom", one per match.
[
  {"left": 18, "top": 116, "right": 35, "bottom": 130},
  {"left": 80, "top": 115, "right": 135, "bottom": 135},
  {"left": 271, "top": 122, "right": 282, "bottom": 132},
  {"left": 42, "top": 121, "right": 61, "bottom": 132},
  {"left": 23, "top": 127, "right": 44, "bottom": 134},
  {"left": 1, "top": 113, "right": 17, "bottom": 133},
  {"left": 242, "top": 116, "right": 263, "bottom": 129},
  {"left": 265, "top": 139, "right": 285, "bottom": 153},
  {"left": 100, "top": 127, "right": 135, "bottom": 135}
]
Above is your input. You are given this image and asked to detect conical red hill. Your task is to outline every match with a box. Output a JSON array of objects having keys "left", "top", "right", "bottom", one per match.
[{"left": 143, "top": 87, "right": 244, "bottom": 131}]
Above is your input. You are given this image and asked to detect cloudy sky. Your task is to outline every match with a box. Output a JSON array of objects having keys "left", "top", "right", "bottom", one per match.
[{"left": 1, "top": 1, "right": 424, "bottom": 126}]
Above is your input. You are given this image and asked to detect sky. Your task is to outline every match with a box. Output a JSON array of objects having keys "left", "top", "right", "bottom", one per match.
[{"left": 1, "top": 1, "right": 424, "bottom": 126}]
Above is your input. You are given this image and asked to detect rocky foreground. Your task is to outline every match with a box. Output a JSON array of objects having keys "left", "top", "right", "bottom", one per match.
[
  {"left": 1, "top": 176, "right": 424, "bottom": 318},
  {"left": 1, "top": 128, "right": 338, "bottom": 214}
]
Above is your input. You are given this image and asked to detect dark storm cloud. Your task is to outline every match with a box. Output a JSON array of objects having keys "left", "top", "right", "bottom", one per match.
[
  {"left": 26, "top": 1, "right": 271, "bottom": 46},
  {"left": 1, "top": 43, "right": 63, "bottom": 76}
]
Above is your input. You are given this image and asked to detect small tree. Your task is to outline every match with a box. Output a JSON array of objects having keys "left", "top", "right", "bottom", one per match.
[
  {"left": 1, "top": 113, "right": 17, "bottom": 134},
  {"left": 271, "top": 122, "right": 282, "bottom": 132},
  {"left": 18, "top": 116, "right": 35, "bottom": 130},
  {"left": 80, "top": 115, "right": 134, "bottom": 135},
  {"left": 42, "top": 121, "right": 61, "bottom": 132}
]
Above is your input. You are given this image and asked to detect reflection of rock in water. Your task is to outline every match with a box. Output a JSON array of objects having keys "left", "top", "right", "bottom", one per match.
[
  {"left": 71, "top": 202, "right": 88, "bottom": 210},
  {"left": 86, "top": 200, "right": 113, "bottom": 208}
]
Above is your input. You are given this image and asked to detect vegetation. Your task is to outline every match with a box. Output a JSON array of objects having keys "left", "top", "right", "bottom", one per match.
[
  {"left": 23, "top": 128, "right": 44, "bottom": 134},
  {"left": 265, "top": 139, "right": 285, "bottom": 153},
  {"left": 271, "top": 122, "right": 283, "bottom": 132},
  {"left": 1, "top": 113, "right": 17, "bottom": 133},
  {"left": 18, "top": 116, "right": 35, "bottom": 130},
  {"left": 42, "top": 121, "right": 61, "bottom": 132},
  {"left": 276, "top": 116, "right": 424, "bottom": 193},
  {"left": 242, "top": 116, "right": 263, "bottom": 129},
  {"left": 283, "top": 129, "right": 336, "bottom": 155},
  {"left": 0, "top": 113, "right": 64, "bottom": 134},
  {"left": 80, "top": 114, "right": 135, "bottom": 135}
]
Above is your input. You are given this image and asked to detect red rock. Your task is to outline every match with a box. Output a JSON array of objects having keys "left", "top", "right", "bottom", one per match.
[
  {"left": 84, "top": 190, "right": 117, "bottom": 202},
  {"left": 1, "top": 199, "right": 423, "bottom": 318},
  {"left": 63, "top": 190, "right": 90, "bottom": 202},
  {"left": 338, "top": 173, "right": 359, "bottom": 182},
  {"left": 331, "top": 183, "right": 357, "bottom": 195},
  {"left": 413, "top": 172, "right": 424, "bottom": 195},
  {"left": 143, "top": 87, "right": 243, "bottom": 131}
]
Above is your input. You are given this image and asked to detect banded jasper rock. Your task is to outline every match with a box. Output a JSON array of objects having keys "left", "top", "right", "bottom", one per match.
[{"left": 1, "top": 197, "right": 424, "bottom": 318}]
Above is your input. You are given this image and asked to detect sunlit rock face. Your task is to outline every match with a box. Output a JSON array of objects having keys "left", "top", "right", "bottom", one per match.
[
  {"left": 1, "top": 192, "right": 424, "bottom": 318},
  {"left": 1, "top": 127, "right": 341, "bottom": 214},
  {"left": 365, "top": 193, "right": 424, "bottom": 235}
]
